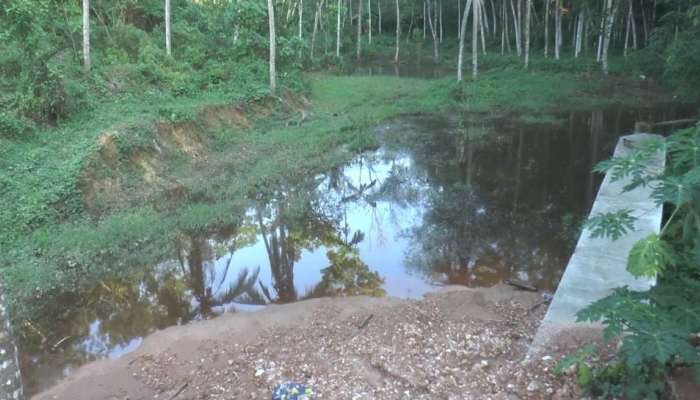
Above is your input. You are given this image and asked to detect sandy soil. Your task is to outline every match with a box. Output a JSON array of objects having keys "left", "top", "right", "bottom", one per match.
[{"left": 35, "top": 285, "right": 588, "bottom": 400}]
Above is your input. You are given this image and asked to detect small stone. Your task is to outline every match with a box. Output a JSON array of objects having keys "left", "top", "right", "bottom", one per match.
[
  {"left": 227, "top": 360, "right": 234, "bottom": 366},
  {"left": 527, "top": 381, "right": 540, "bottom": 392}
]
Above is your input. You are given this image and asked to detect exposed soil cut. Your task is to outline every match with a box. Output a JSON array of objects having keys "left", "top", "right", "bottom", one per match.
[{"left": 35, "top": 285, "right": 587, "bottom": 400}]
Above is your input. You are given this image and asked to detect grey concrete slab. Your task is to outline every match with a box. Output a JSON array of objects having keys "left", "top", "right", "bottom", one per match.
[{"left": 529, "top": 133, "right": 664, "bottom": 355}]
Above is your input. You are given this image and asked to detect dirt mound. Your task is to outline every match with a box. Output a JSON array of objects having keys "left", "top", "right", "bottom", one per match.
[{"left": 34, "top": 286, "right": 585, "bottom": 400}]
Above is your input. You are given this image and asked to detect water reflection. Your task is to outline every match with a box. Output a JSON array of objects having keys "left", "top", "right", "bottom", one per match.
[{"left": 22, "top": 105, "right": 695, "bottom": 396}]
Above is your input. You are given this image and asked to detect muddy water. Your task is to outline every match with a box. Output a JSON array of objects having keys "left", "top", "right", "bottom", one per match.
[{"left": 22, "top": 105, "right": 695, "bottom": 396}]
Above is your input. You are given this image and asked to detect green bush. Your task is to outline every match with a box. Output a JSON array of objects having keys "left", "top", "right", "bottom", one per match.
[{"left": 564, "top": 124, "right": 700, "bottom": 399}]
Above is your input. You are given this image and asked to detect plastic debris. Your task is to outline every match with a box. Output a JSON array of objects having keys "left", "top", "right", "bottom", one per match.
[{"left": 271, "top": 382, "right": 313, "bottom": 400}]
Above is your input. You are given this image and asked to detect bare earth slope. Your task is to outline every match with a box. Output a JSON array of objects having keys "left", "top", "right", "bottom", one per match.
[{"left": 36, "top": 286, "right": 585, "bottom": 400}]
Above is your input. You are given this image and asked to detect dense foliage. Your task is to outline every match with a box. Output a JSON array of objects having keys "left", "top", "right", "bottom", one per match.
[
  {"left": 557, "top": 123, "right": 700, "bottom": 398},
  {"left": 0, "top": 0, "right": 305, "bottom": 138},
  {"left": 1, "top": 0, "right": 699, "bottom": 139}
]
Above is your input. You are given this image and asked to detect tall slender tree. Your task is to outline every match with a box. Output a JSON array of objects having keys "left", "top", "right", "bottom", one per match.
[
  {"left": 473, "top": 0, "right": 480, "bottom": 78},
  {"left": 357, "top": 0, "right": 363, "bottom": 59},
  {"left": 426, "top": 0, "right": 440, "bottom": 62},
  {"left": 165, "top": 0, "right": 172, "bottom": 56},
  {"left": 368, "top": 0, "right": 372, "bottom": 44},
  {"left": 267, "top": 0, "right": 277, "bottom": 92},
  {"left": 601, "top": 0, "right": 619, "bottom": 75},
  {"left": 524, "top": 0, "right": 532, "bottom": 68},
  {"left": 82, "top": 0, "right": 91, "bottom": 71},
  {"left": 457, "top": 0, "right": 474, "bottom": 81},
  {"left": 575, "top": 8, "right": 585, "bottom": 58},
  {"left": 336, "top": 0, "right": 342, "bottom": 57},
  {"left": 555, "top": 0, "right": 562, "bottom": 60},
  {"left": 394, "top": 0, "right": 400, "bottom": 62},
  {"left": 299, "top": 0, "right": 304, "bottom": 38},
  {"left": 544, "top": 0, "right": 550, "bottom": 57}
]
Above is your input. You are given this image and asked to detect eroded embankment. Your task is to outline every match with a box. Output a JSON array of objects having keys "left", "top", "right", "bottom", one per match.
[{"left": 78, "top": 93, "right": 309, "bottom": 214}]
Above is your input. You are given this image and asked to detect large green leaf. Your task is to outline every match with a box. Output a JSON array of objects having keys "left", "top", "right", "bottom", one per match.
[
  {"left": 585, "top": 209, "right": 636, "bottom": 241},
  {"left": 627, "top": 234, "right": 677, "bottom": 278}
]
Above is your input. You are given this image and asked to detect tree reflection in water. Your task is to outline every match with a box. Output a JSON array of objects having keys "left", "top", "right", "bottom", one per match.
[{"left": 25, "top": 105, "right": 675, "bottom": 396}]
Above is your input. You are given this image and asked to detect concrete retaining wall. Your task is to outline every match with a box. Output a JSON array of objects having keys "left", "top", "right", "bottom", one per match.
[
  {"left": 530, "top": 133, "right": 664, "bottom": 354},
  {"left": 0, "top": 289, "right": 23, "bottom": 400}
]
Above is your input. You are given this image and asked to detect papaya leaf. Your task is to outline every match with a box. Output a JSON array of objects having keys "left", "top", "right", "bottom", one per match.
[
  {"left": 651, "top": 175, "right": 696, "bottom": 206},
  {"left": 627, "top": 234, "right": 677, "bottom": 278},
  {"left": 585, "top": 209, "right": 636, "bottom": 240}
]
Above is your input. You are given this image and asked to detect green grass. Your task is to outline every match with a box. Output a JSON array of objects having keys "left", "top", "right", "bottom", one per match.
[{"left": 0, "top": 60, "right": 680, "bottom": 319}]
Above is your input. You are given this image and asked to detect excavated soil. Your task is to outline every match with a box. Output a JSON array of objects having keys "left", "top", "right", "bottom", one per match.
[{"left": 35, "top": 285, "right": 592, "bottom": 400}]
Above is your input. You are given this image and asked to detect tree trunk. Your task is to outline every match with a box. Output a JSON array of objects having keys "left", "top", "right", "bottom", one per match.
[
  {"left": 356, "top": 0, "right": 363, "bottom": 59},
  {"left": 510, "top": 0, "right": 521, "bottom": 56},
  {"left": 472, "top": 0, "right": 479, "bottom": 78},
  {"left": 544, "top": 0, "right": 549, "bottom": 57},
  {"left": 596, "top": 0, "right": 605, "bottom": 61},
  {"left": 501, "top": 0, "right": 506, "bottom": 54},
  {"left": 423, "top": 1, "right": 427, "bottom": 39},
  {"left": 426, "top": 0, "right": 440, "bottom": 62},
  {"left": 299, "top": 0, "right": 304, "bottom": 38},
  {"left": 489, "top": 0, "right": 497, "bottom": 36},
  {"left": 234, "top": 0, "right": 241, "bottom": 44},
  {"left": 458, "top": 0, "right": 461, "bottom": 39},
  {"left": 394, "top": 0, "right": 400, "bottom": 62},
  {"left": 554, "top": 0, "right": 561, "bottom": 60},
  {"left": 368, "top": 0, "right": 372, "bottom": 44},
  {"left": 524, "top": 0, "right": 531, "bottom": 68},
  {"left": 457, "top": 0, "right": 474, "bottom": 81},
  {"left": 268, "top": 0, "right": 277, "bottom": 93},
  {"left": 479, "top": 0, "right": 486, "bottom": 54},
  {"left": 312, "top": 0, "right": 323, "bottom": 58},
  {"left": 439, "top": 0, "right": 443, "bottom": 43},
  {"left": 601, "top": 0, "right": 618, "bottom": 75},
  {"left": 630, "top": 0, "right": 637, "bottom": 49},
  {"left": 378, "top": 0, "right": 382, "bottom": 34},
  {"left": 575, "top": 9, "right": 584, "bottom": 58},
  {"left": 165, "top": 0, "right": 172, "bottom": 56},
  {"left": 336, "top": 0, "right": 342, "bottom": 56},
  {"left": 623, "top": 0, "right": 631, "bottom": 56},
  {"left": 83, "top": 0, "right": 91, "bottom": 71},
  {"left": 505, "top": 0, "right": 512, "bottom": 53}
]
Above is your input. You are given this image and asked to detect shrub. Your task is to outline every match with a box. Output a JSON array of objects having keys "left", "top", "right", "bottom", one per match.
[{"left": 562, "top": 124, "right": 700, "bottom": 399}]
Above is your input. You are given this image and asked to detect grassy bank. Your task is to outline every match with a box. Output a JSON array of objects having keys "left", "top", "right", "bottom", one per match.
[{"left": 0, "top": 58, "right": 684, "bottom": 320}]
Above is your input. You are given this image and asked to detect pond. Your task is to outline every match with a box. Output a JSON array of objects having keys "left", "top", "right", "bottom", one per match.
[{"left": 21, "top": 104, "right": 695, "bottom": 396}]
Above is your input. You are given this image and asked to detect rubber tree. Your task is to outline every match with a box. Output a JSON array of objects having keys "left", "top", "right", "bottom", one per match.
[
  {"left": 544, "top": 0, "right": 549, "bottom": 57},
  {"left": 368, "top": 0, "right": 372, "bottom": 44},
  {"left": 457, "top": 0, "right": 474, "bottom": 81},
  {"left": 357, "top": 0, "right": 363, "bottom": 59},
  {"left": 472, "top": 0, "right": 479, "bottom": 78},
  {"left": 510, "top": 0, "right": 521, "bottom": 56},
  {"left": 426, "top": 0, "right": 439, "bottom": 62},
  {"left": 394, "top": 0, "right": 400, "bottom": 62},
  {"left": 523, "top": 0, "right": 532, "bottom": 68},
  {"left": 299, "top": 0, "right": 304, "bottom": 38},
  {"left": 311, "top": 0, "right": 325, "bottom": 58},
  {"left": 82, "top": 0, "right": 91, "bottom": 71},
  {"left": 554, "top": 0, "right": 561, "bottom": 60},
  {"left": 165, "top": 0, "right": 172, "bottom": 56},
  {"left": 336, "top": 0, "right": 342, "bottom": 56},
  {"left": 267, "top": 0, "right": 277, "bottom": 93},
  {"left": 601, "top": 0, "right": 619, "bottom": 75}
]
